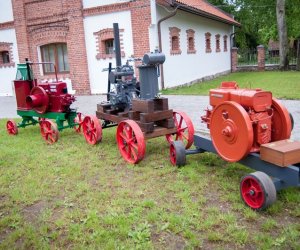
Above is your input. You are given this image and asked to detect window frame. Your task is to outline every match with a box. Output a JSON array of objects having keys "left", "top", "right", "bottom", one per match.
[
  {"left": 1, "top": 51, "right": 10, "bottom": 64},
  {"left": 223, "top": 35, "right": 228, "bottom": 52},
  {"left": 41, "top": 43, "right": 69, "bottom": 75},
  {"left": 216, "top": 34, "right": 221, "bottom": 52},
  {"left": 205, "top": 32, "right": 212, "bottom": 53}
]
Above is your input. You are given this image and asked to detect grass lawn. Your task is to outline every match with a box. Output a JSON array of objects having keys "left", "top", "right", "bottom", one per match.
[
  {"left": 162, "top": 71, "right": 300, "bottom": 99},
  {"left": 0, "top": 120, "right": 299, "bottom": 249}
]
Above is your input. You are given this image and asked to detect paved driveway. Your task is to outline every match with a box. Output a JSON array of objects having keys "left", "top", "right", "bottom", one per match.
[{"left": 1, "top": 95, "right": 299, "bottom": 141}]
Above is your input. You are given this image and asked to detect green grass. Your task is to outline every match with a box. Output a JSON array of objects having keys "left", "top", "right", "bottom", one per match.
[
  {"left": 162, "top": 71, "right": 300, "bottom": 99},
  {"left": 0, "top": 120, "right": 300, "bottom": 249}
]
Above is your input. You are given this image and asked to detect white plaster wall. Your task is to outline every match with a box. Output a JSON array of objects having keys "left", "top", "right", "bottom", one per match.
[
  {"left": 82, "top": 0, "right": 130, "bottom": 9},
  {"left": 0, "top": 0, "right": 14, "bottom": 23},
  {"left": 83, "top": 11, "right": 134, "bottom": 94},
  {"left": 0, "top": 29, "right": 19, "bottom": 96},
  {"left": 157, "top": 6, "right": 232, "bottom": 89}
]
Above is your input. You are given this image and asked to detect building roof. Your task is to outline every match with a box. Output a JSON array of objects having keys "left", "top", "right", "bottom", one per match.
[{"left": 174, "top": 0, "right": 240, "bottom": 26}]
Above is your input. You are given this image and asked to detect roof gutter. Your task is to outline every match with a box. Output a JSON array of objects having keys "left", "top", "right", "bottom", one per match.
[
  {"left": 157, "top": 4, "right": 179, "bottom": 90},
  {"left": 175, "top": 4, "right": 241, "bottom": 27}
]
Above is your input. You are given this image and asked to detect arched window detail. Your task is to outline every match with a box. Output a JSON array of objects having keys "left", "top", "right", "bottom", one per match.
[
  {"left": 94, "top": 28, "right": 125, "bottom": 60},
  {"left": 216, "top": 34, "right": 221, "bottom": 52},
  {"left": 41, "top": 43, "right": 69, "bottom": 74},
  {"left": 0, "top": 42, "right": 14, "bottom": 68},
  {"left": 205, "top": 32, "right": 212, "bottom": 53},
  {"left": 223, "top": 35, "right": 228, "bottom": 52},
  {"left": 169, "top": 27, "right": 181, "bottom": 55},
  {"left": 186, "top": 29, "right": 196, "bottom": 54}
]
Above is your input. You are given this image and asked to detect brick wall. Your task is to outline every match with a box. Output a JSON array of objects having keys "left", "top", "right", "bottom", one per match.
[
  {"left": 9, "top": 0, "right": 153, "bottom": 92},
  {"left": 130, "top": 0, "right": 151, "bottom": 78},
  {"left": 11, "top": 0, "right": 91, "bottom": 94}
]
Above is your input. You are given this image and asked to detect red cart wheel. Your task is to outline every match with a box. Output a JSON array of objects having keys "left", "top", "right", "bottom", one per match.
[
  {"left": 82, "top": 115, "right": 102, "bottom": 145},
  {"left": 6, "top": 120, "right": 18, "bottom": 135},
  {"left": 210, "top": 101, "right": 253, "bottom": 162},
  {"left": 271, "top": 98, "right": 292, "bottom": 141},
  {"left": 170, "top": 141, "right": 186, "bottom": 166},
  {"left": 166, "top": 111, "right": 195, "bottom": 149},
  {"left": 39, "top": 119, "right": 59, "bottom": 144},
  {"left": 74, "top": 112, "right": 84, "bottom": 133},
  {"left": 240, "top": 171, "right": 276, "bottom": 210},
  {"left": 116, "top": 120, "right": 146, "bottom": 164}
]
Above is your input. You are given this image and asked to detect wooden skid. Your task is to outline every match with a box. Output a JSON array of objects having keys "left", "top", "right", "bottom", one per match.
[
  {"left": 132, "top": 99, "right": 154, "bottom": 113},
  {"left": 144, "top": 126, "right": 177, "bottom": 139},
  {"left": 140, "top": 110, "right": 173, "bottom": 123},
  {"left": 96, "top": 98, "right": 176, "bottom": 137},
  {"left": 155, "top": 118, "right": 175, "bottom": 128},
  {"left": 97, "top": 103, "right": 111, "bottom": 113},
  {"left": 96, "top": 111, "right": 127, "bottom": 123},
  {"left": 154, "top": 98, "right": 169, "bottom": 111}
]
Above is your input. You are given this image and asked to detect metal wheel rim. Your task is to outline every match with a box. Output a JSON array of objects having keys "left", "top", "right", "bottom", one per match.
[
  {"left": 169, "top": 143, "right": 176, "bottom": 166},
  {"left": 40, "top": 120, "right": 59, "bottom": 144},
  {"left": 82, "top": 116, "right": 102, "bottom": 145},
  {"left": 116, "top": 120, "right": 145, "bottom": 164},
  {"left": 241, "top": 176, "right": 265, "bottom": 209},
  {"left": 6, "top": 120, "right": 18, "bottom": 135},
  {"left": 166, "top": 111, "right": 195, "bottom": 149}
]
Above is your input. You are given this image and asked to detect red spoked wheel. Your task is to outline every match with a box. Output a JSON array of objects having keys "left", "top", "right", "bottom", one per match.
[
  {"left": 116, "top": 120, "right": 146, "bottom": 164},
  {"left": 39, "top": 119, "right": 59, "bottom": 144},
  {"left": 210, "top": 101, "right": 253, "bottom": 162},
  {"left": 166, "top": 111, "right": 195, "bottom": 149},
  {"left": 271, "top": 98, "right": 292, "bottom": 141},
  {"left": 240, "top": 171, "right": 276, "bottom": 210},
  {"left": 74, "top": 112, "right": 84, "bottom": 133},
  {"left": 6, "top": 120, "right": 18, "bottom": 135},
  {"left": 82, "top": 115, "right": 102, "bottom": 145}
]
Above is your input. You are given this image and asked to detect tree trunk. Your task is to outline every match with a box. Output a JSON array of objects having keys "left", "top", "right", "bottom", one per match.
[
  {"left": 297, "top": 39, "right": 300, "bottom": 71},
  {"left": 276, "top": 0, "right": 289, "bottom": 70}
]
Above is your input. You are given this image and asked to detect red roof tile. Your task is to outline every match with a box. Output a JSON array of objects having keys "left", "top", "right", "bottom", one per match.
[{"left": 175, "top": 0, "right": 240, "bottom": 26}]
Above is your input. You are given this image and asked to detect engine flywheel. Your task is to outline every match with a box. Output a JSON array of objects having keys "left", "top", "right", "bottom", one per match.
[{"left": 210, "top": 101, "right": 253, "bottom": 162}]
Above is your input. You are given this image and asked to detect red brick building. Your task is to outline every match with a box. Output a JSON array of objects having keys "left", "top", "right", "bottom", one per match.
[{"left": 0, "top": 0, "right": 239, "bottom": 96}]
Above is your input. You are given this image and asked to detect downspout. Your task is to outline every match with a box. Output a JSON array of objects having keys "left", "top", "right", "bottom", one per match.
[
  {"left": 158, "top": 5, "right": 178, "bottom": 90},
  {"left": 230, "top": 31, "right": 236, "bottom": 73}
]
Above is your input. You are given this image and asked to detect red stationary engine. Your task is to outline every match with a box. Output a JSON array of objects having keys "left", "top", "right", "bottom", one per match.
[
  {"left": 15, "top": 80, "right": 75, "bottom": 114},
  {"left": 26, "top": 82, "right": 75, "bottom": 114},
  {"left": 201, "top": 82, "right": 292, "bottom": 162}
]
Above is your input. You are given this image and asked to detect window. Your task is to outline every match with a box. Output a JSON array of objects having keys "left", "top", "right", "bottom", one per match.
[
  {"left": 172, "top": 36, "right": 179, "bottom": 51},
  {"left": 186, "top": 29, "right": 196, "bottom": 54},
  {"left": 216, "top": 34, "right": 221, "bottom": 52},
  {"left": 1, "top": 51, "right": 10, "bottom": 64},
  {"left": 205, "top": 32, "right": 212, "bottom": 53},
  {"left": 223, "top": 35, "right": 228, "bottom": 52},
  {"left": 94, "top": 28, "right": 125, "bottom": 60},
  {"left": 41, "top": 43, "right": 69, "bottom": 74},
  {"left": 105, "top": 39, "right": 114, "bottom": 54},
  {"left": 0, "top": 42, "right": 14, "bottom": 67},
  {"left": 169, "top": 27, "right": 181, "bottom": 55}
]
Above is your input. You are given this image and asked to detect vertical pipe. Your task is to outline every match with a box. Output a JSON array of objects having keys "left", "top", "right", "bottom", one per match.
[
  {"left": 107, "top": 62, "right": 112, "bottom": 101},
  {"left": 25, "top": 58, "right": 32, "bottom": 81},
  {"left": 113, "top": 23, "right": 122, "bottom": 71}
]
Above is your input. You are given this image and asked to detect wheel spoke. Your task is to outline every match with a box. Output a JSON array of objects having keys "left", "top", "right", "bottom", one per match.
[
  {"left": 130, "top": 146, "right": 138, "bottom": 161},
  {"left": 178, "top": 116, "right": 183, "bottom": 128}
]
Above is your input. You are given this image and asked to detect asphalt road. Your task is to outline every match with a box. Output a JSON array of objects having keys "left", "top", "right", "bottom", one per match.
[{"left": 1, "top": 95, "right": 299, "bottom": 141}]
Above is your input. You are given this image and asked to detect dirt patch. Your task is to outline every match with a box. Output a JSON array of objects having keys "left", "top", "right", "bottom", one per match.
[
  {"left": 22, "top": 200, "right": 48, "bottom": 224},
  {"left": 152, "top": 231, "right": 186, "bottom": 250}
]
